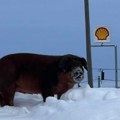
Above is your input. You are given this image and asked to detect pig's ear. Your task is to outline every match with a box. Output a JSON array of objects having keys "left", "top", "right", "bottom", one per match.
[{"left": 80, "top": 58, "right": 88, "bottom": 70}]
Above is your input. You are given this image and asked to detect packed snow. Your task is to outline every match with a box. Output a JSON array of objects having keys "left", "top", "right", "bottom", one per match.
[{"left": 0, "top": 83, "right": 120, "bottom": 120}]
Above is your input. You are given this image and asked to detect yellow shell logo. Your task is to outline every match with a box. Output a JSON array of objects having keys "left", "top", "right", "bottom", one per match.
[{"left": 95, "top": 27, "right": 109, "bottom": 40}]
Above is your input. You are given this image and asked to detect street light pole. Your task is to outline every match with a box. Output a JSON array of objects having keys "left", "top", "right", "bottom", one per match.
[{"left": 84, "top": 0, "right": 93, "bottom": 87}]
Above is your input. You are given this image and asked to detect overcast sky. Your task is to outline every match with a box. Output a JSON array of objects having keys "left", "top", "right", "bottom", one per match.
[
  {"left": 0, "top": 0, "right": 85, "bottom": 56},
  {"left": 0, "top": 0, "right": 119, "bottom": 83}
]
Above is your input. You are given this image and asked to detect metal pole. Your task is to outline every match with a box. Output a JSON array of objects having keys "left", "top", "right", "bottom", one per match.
[
  {"left": 115, "top": 46, "right": 118, "bottom": 88},
  {"left": 84, "top": 0, "right": 93, "bottom": 87}
]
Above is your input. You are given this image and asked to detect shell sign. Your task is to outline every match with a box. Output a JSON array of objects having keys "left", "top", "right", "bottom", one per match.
[{"left": 94, "top": 27, "right": 111, "bottom": 42}]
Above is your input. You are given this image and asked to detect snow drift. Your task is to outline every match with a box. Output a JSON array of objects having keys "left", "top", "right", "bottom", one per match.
[{"left": 0, "top": 85, "right": 120, "bottom": 120}]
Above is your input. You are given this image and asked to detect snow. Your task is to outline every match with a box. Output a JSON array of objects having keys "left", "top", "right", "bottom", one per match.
[{"left": 0, "top": 84, "right": 120, "bottom": 120}]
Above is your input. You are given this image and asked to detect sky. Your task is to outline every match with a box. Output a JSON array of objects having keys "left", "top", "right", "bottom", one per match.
[
  {"left": 0, "top": 0, "right": 120, "bottom": 86},
  {"left": 0, "top": 0, "right": 85, "bottom": 56}
]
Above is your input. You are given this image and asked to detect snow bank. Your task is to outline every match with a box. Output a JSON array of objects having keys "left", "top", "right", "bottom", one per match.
[{"left": 0, "top": 85, "right": 120, "bottom": 120}]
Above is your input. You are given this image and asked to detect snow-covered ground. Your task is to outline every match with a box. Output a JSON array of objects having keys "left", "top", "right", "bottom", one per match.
[{"left": 0, "top": 82, "right": 120, "bottom": 120}]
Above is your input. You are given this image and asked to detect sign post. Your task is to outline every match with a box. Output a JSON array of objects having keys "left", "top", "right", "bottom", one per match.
[{"left": 92, "top": 26, "right": 118, "bottom": 88}]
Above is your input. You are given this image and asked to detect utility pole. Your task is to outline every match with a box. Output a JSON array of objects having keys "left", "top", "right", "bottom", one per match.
[{"left": 84, "top": 0, "right": 93, "bottom": 87}]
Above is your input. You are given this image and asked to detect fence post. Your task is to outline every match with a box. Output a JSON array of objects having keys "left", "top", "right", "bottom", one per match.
[{"left": 98, "top": 76, "right": 101, "bottom": 88}]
